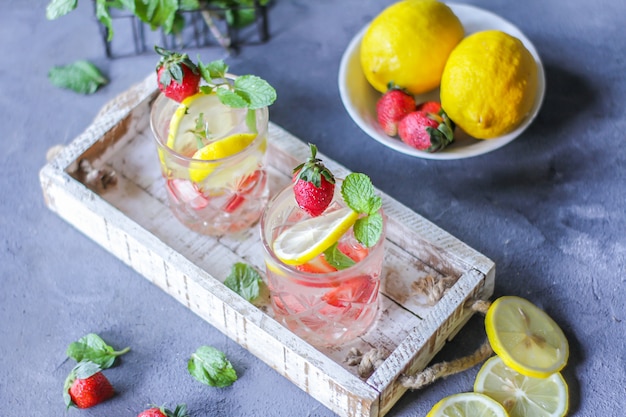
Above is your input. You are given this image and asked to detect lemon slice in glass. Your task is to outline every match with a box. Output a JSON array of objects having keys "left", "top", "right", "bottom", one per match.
[
  {"left": 474, "top": 355, "right": 569, "bottom": 417},
  {"left": 189, "top": 132, "right": 257, "bottom": 183},
  {"left": 485, "top": 296, "right": 569, "bottom": 379},
  {"left": 426, "top": 392, "right": 509, "bottom": 417},
  {"left": 167, "top": 92, "right": 240, "bottom": 154},
  {"left": 273, "top": 207, "right": 359, "bottom": 266}
]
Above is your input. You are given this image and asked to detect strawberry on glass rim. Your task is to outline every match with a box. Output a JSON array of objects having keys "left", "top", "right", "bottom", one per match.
[{"left": 155, "top": 46, "right": 201, "bottom": 103}]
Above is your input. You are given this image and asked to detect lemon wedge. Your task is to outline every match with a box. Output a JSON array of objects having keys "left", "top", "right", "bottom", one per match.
[
  {"left": 189, "top": 132, "right": 257, "bottom": 183},
  {"left": 167, "top": 92, "right": 240, "bottom": 154},
  {"left": 485, "top": 296, "right": 569, "bottom": 379},
  {"left": 426, "top": 392, "right": 509, "bottom": 417},
  {"left": 474, "top": 355, "right": 569, "bottom": 417},
  {"left": 273, "top": 207, "right": 359, "bottom": 266}
]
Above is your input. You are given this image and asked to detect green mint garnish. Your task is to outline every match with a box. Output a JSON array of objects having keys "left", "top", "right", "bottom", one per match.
[
  {"left": 66, "top": 333, "right": 130, "bottom": 370},
  {"left": 188, "top": 346, "right": 238, "bottom": 388},
  {"left": 197, "top": 59, "right": 277, "bottom": 109},
  {"left": 323, "top": 243, "right": 356, "bottom": 270},
  {"left": 224, "top": 262, "right": 265, "bottom": 302},
  {"left": 341, "top": 173, "right": 384, "bottom": 247},
  {"left": 48, "top": 60, "right": 108, "bottom": 94}
]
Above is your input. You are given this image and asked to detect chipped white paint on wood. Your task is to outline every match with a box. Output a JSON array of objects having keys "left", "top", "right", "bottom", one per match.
[{"left": 39, "top": 73, "right": 495, "bottom": 417}]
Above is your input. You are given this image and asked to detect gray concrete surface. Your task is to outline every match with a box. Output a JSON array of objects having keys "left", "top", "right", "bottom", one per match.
[{"left": 2, "top": 0, "right": 624, "bottom": 415}]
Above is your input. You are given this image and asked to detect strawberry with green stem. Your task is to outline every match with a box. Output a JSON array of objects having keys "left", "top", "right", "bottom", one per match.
[
  {"left": 64, "top": 361, "right": 114, "bottom": 409},
  {"left": 137, "top": 404, "right": 189, "bottom": 417},
  {"left": 376, "top": 83, "right": 416, "bottom": 136},
  {"left": 293, "top": 144, "right": 336, "bottom": 217},
  {"left": 398, "top": 103, "right": 455, "bottom": 152},
  {"left": 155, "top": 46, "right": 201, "bottom": 103}
]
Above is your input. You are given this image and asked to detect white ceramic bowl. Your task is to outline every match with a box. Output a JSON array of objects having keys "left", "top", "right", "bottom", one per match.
[{"left": 338, "top": 3, "right": 546, "bottom": 160}]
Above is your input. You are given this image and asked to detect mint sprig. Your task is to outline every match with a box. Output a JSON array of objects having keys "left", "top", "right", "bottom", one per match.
[
  {"left": 323, "top": 243, "right": 356, "bottom": 270},
  {"left": 66, "top": 333, "right": 130, "bottom": 370},
  {"left": 341, "top": 173, "right": 384, "bottom": 248},
  {"left": 188, "top": 346, "right": 238, "bottom": 388},
  {"left": 197, "top": 59, "right": 276, "bottom": 109},
  {"left": 224, "top": 262, "right": 265, "bottom": 302}
]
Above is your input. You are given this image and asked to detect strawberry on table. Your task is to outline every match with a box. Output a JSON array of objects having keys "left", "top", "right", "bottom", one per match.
[
  {"left": 155, "top": 46, "right": 201, "bottom": 103},
  {"left": 137, "top": 404, "right": 189, "bottom": 417},
  {"left": 398, "top": 103, "right": 455, "bottom": 152},
  {"left": 293, "top": 143, "right": 336, "bottom": 217},
  {"left": 376, "top": 84, "right": 416, "bottom": 136},
  {"left": 64, "top": 361, "right": 114, "bottom": 409}
]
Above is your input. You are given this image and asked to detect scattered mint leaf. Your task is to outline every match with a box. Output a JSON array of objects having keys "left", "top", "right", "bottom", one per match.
[
  {"left": 66, "top": 333, "right": 130, "bottom": 370},
  {"left": 353, "top": 213, "right": 383, "bottom": 248},
  {"left": 224, "top": 262, "right": 264, "bottom": 302},
  {"left": 323, "top": 243, "right": 356, "bottom": 270},
  {"left": 48, "top": 60, "right": 108, "bottom": 94},
  {"left": 46, "top": 0, "right": 77, "bottom": 20},
  {"left": 188, "top": 346, "right": 237, "bottom": 388}
]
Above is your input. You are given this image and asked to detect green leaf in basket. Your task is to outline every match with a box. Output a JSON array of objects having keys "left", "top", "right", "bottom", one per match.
[{"left": 224, "top": 262, "right": 265, "bottom": 302}]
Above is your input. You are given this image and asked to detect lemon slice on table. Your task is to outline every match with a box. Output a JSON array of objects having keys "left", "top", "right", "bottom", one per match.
[
  {"left": 485, "top": 296, "right": 569, "bottom": 379},
  {"left": 426, "top": 392, "right": 509, "bottom": 417},
  {"left": 167, "top": 92, "right": 240, "bottom": 153},
  {"left": 273, "top": 207, "right": 359, "bottom": 266},
  {"left": 474, "top": 355, "right": 569, "bottom": 417},
  {"left": 189, "top": 132, "right": 257, "bottom": 183}
]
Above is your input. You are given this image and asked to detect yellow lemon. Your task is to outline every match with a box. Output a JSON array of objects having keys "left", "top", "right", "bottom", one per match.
[
  {"left": 272, "top": 207, "right": 360, "bottom": 265},
  {"left": 189, "top": 132, "right": 258, "bottom": 183},
  {"left": 440, "top": 30, "right": 538, "bottom": 139},
  {"left": 474, "top": 356, "right": 569, "bottom": 417},
  {"left": 360, "top": 0, "right": 464, "bottom": 95},
  {"left": 426, "top": 392, "right": 509, "bottom": 417},
  {"left": 485, "top": 296, "right": 569, "bottom": 379}
]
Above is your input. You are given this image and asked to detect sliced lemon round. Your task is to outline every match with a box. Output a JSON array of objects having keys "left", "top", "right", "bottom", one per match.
[
  {"left": 485, "top": 296, "right": 569, "bottom": 379},
  {"left": 167, "top": 92, "right": 241, "bottom": 154},
  {"left": 273, "top": 207, "right": 359, "bottom": 266},
  {"left": 426, "top": 392, "right": 509, "bottom": 417},
  {"left": 189, "top": 132, "right": 258, "bottom": 183},
  {"left": 474, "top": 355, "right": 568, "bottom": 417}
]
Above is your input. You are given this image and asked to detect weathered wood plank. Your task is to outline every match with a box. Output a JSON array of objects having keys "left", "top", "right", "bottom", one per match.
[{"left": 39, "top": 74, "right": 495, "bottom": 417}]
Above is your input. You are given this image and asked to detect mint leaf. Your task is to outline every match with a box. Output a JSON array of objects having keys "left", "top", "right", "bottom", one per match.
[
  {"left": 46, "top": 0, "right": 77, "bottom": 20},
  {"left": 48, "top": 60, "right": 107, "bottom": 94},
  {"left": 66, "top": 333, "right": 130, "bottom": 369},
  {"left": 233, "top": 75, "right": 277, "bottom": 109},
  {"left": 95, "top": 0, "right": 115, "bottom": 41},
  {"left": 341, "top": 173, "right": 376, "bottom": 214},
  {"left": 323, "top": 243, "right": 356, "bottom": 270},
  {"left": 216, "top": 87, "right": 250, "bottom": 108},
  {"left": 224, "top": 262, "right": 264, "bottom": 302},
  {"left": 188, "top": 346, "right": 237, "bottom": 387},
  {"left": 353, "top": 212, "right": 384, "bottom": 248},
  {"left": 197, "top": 58, "right": 228, "bottom": 80}
]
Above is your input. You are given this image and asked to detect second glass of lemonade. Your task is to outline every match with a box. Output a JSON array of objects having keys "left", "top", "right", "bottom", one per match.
[{"left": 150, "top": 86, "right": 269, "bottom": 236}]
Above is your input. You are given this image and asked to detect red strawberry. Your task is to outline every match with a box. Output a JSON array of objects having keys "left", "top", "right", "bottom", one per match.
[
  {"left": 376, "top": 85, "right": 416, "bottom": 136},
  {"left": 322, "top": 276, "right": 378, "bottom": 308},
  {"left": 138, "top": 404, "right": 188, "bottom": 417},
  {"left": 398, "top": 107, "right": 455, "bottom": 152},
  {"left": 155, "top": 46, "right": 201, "bottom": 103},
  {"left": 292, "top": 143, "right": 335, "bottom": 217},
  {"left": 64, "top": 361, "right": 114, "bottom": 409},
  {"left": 416, "top": 100, "right": 442, "bottom": 114},
  {"left": 296, "top": 255, "right": 338, "bottom": 274}
]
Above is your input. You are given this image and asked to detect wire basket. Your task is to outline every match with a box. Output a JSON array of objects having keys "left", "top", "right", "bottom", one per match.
[{"left": 96, "top": 1, "right": 270, "bottom": 58}]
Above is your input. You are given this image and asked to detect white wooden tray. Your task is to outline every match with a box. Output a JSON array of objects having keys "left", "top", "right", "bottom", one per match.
[{"left": 40, "top": 74, "right": 495, "bottom": 417}]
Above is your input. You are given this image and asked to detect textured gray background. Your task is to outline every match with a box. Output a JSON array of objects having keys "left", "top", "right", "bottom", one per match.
[{"left": 1, "top": 0, "right": 624, "bottom": 415}]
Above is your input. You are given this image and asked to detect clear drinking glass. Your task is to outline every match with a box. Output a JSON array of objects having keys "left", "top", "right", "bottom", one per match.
[
  {"left": 260, "top": 180, "right": 386, "bottom": 347},
  {"left": 150, "top": 90, "right": 269, "bottom": 236}
]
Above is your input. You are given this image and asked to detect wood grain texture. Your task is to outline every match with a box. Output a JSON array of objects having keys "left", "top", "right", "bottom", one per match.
[{"left": 40, "top": 74, "right": 495, "bottom": 417}]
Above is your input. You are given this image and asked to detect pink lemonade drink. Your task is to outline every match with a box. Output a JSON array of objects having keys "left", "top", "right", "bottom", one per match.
[
  {"left": 260, "top": 147, "right": 386, "bottom": 346},
  {"left": 150, "top": 83, "right": 269, "bottom": 236}
]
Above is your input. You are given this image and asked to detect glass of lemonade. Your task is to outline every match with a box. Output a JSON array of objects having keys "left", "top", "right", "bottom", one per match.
[
  {"left": 150, "top": 82, "right": 269, "bottom": 236},
  {"left": 260, "top": 177, "right": 386, "bottom": 347}
]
